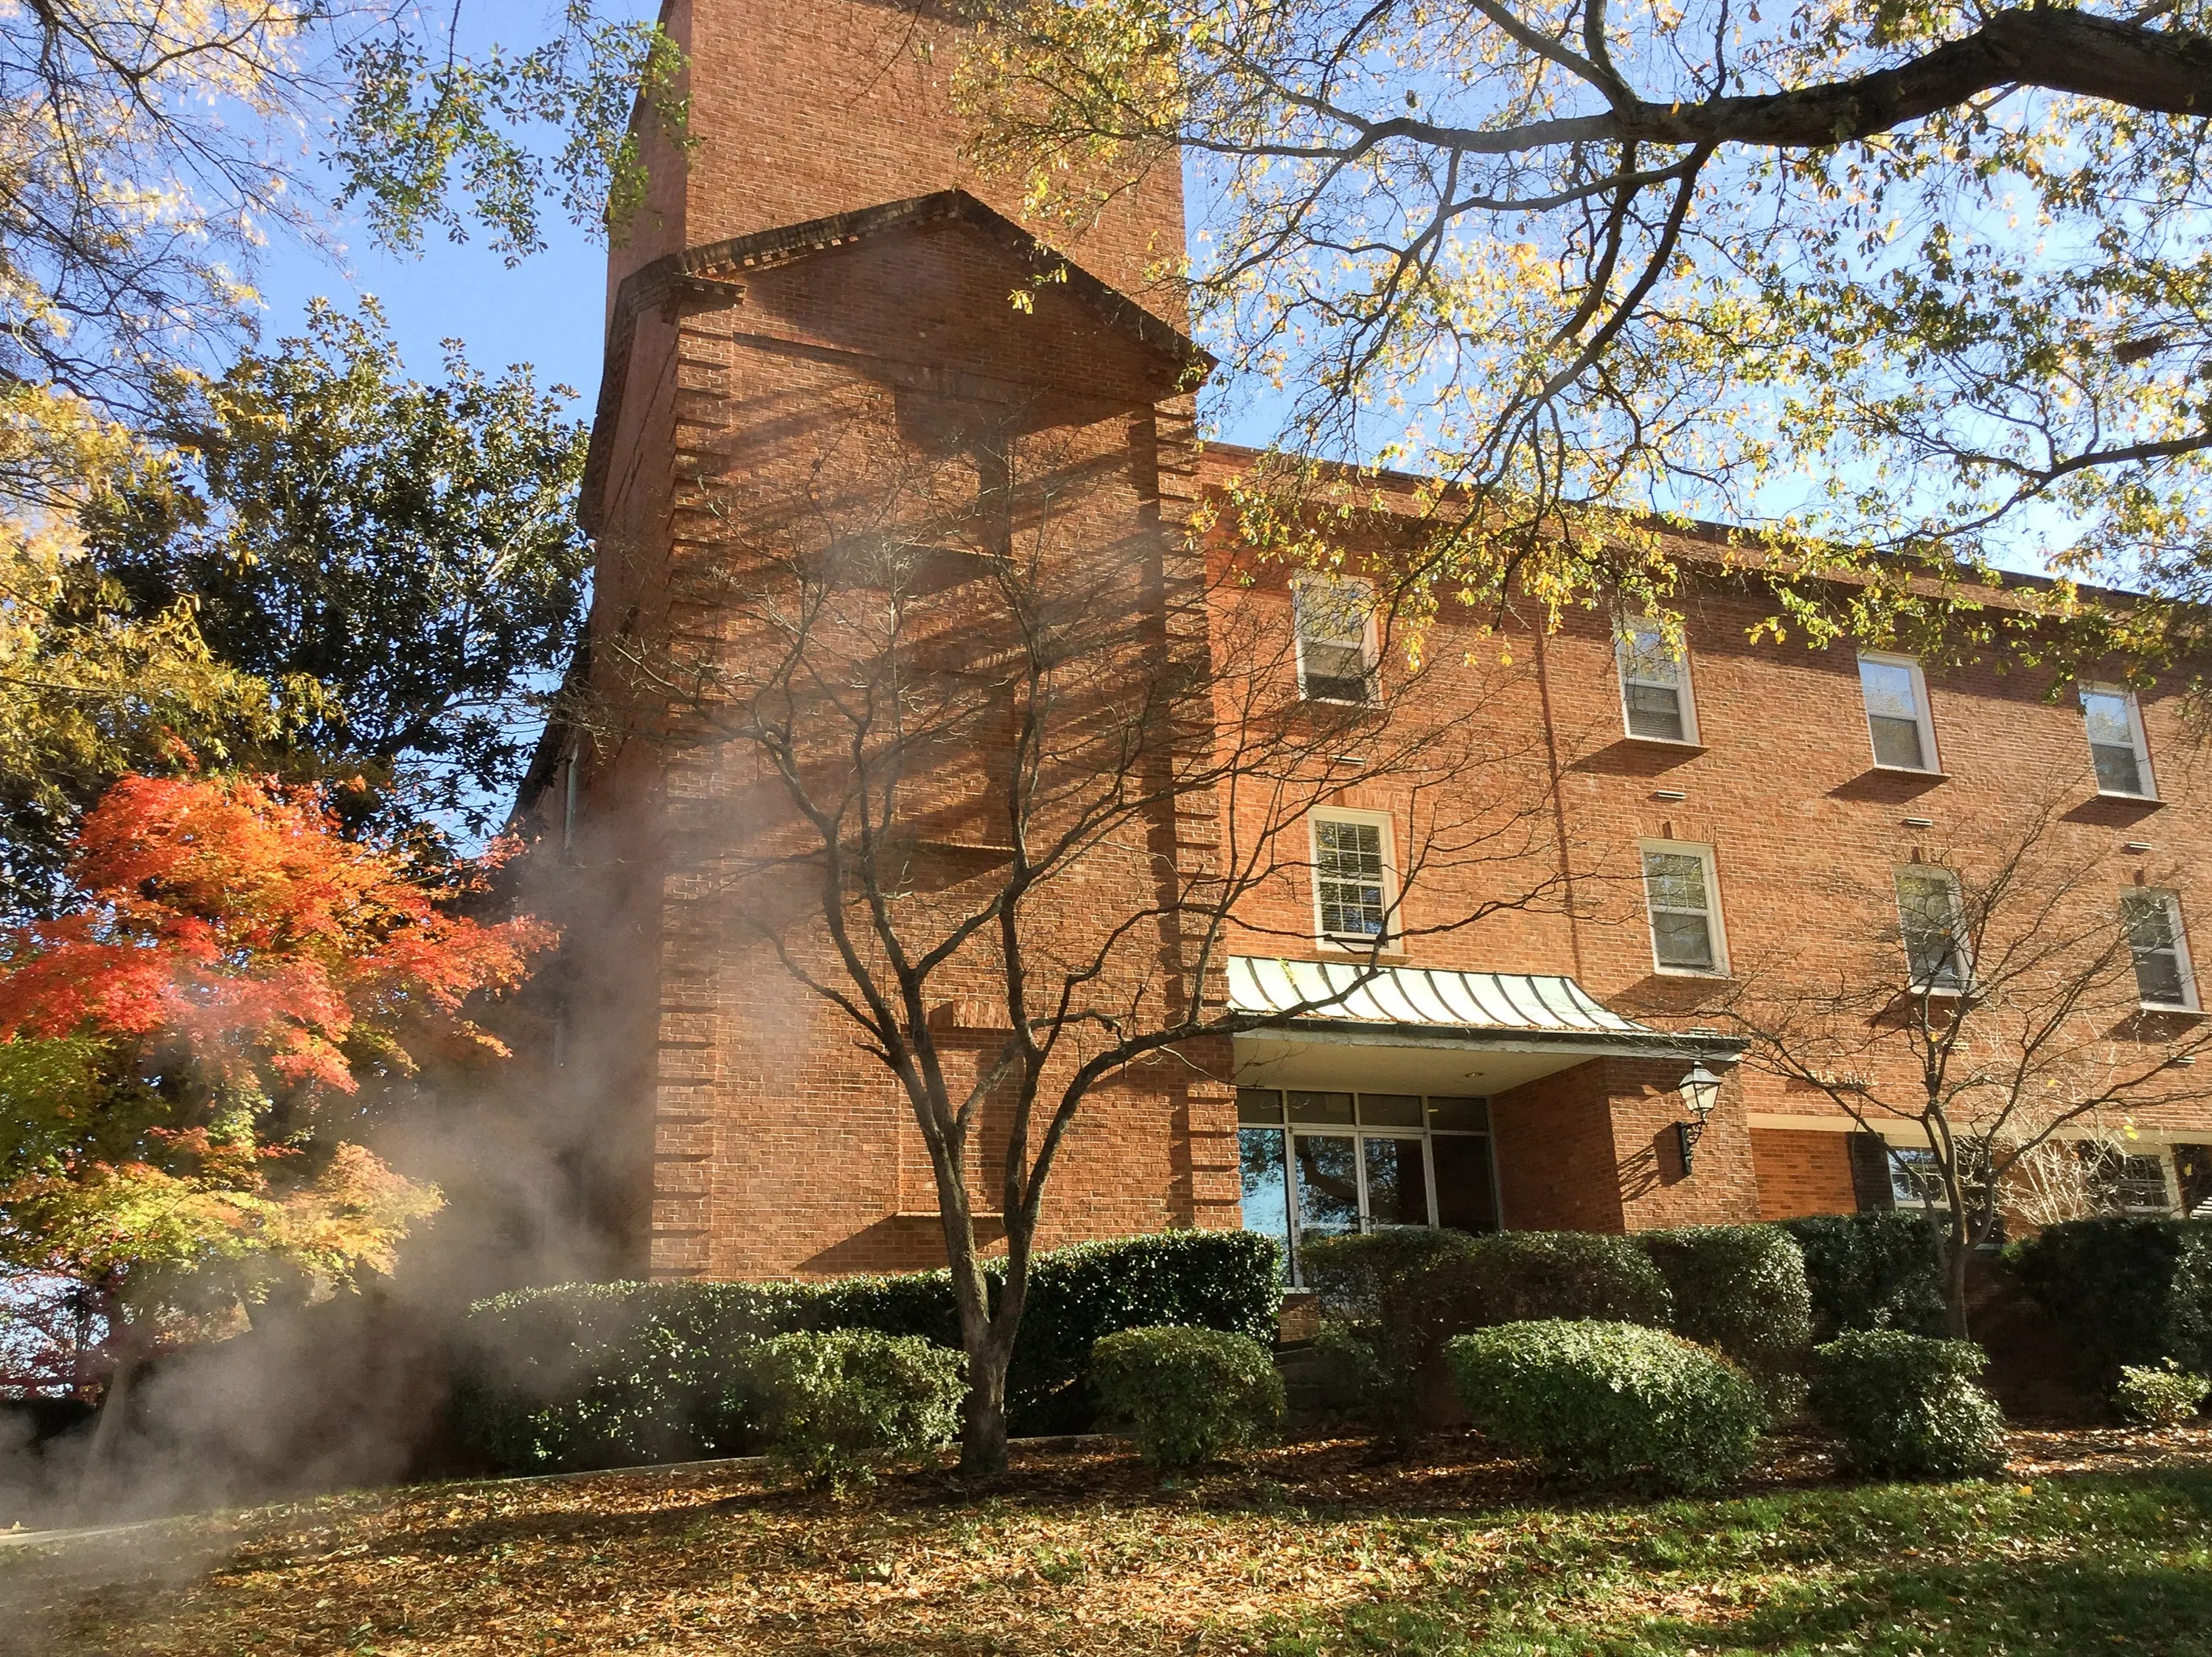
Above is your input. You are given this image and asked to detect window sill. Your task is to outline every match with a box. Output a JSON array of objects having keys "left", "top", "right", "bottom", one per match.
[
  {"left": 1623, "top": 734, "right": 1706, "bottom": 752},
  {"left": 1871, "top": 765, "right": 1949, "bottom": 779},
  {"left": 1907, "top": 984, "right": 1970, "bottom": 999},
  {"left": 1299, "top": 695, "right": 1383, "bottom": 712},
  {"left": 2097, "top": 791, "right": 2164, "bottom": 807},
  {"left": 1652, "top": 966, "right": 1732, "bottom": 980},
  {"left": 2137, "top": 1001, "right": 2204, "bottom": 1017},
  {"left": 1317, "top": 937, "right": 1405, "bottom": 958}
]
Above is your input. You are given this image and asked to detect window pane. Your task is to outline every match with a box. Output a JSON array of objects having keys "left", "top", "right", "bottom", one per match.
[
  {"left": 1619, "top": 624, "right": 1683, "bottom": 688},
  {"left": 1860, "top": 658, "right": 1922, "bottom": 721},
  {"left": 1301, "top": 640, "right": 1372, "bottom": 703},
  {"left": 2082, "top": 689, "right": 2137, "bottom": 749},
  {"left": 1295, "top": 582, "right": 1370, "bottom": 647},
  {"left": 1317, "top": 819, "right": 1388, "bottom": 937},
  {"left": 1361, "top": 1136, "right": 1430, "bottom": 1226},
  {"left": 1357, "top": 1093, "right": 1423, "bottom": 1128},
  {"left": 1897, "top": 872, "right": 1966, "bottom": 987},
  {"left": 1643, "top": 851, "right": 1709, "bottom": 911},
  {"left": 1624, "top": 681, "right": 1686, "bottom": 741},
  {"left": 1644, "top": 850, "right": 1717, "bottom": 971},
  {"left": 2092, "top": 742, "right": 2146, "bottom": 796},
  {"left": 1862, "top": 659, "right": 1929, "bottom": 768},
  {"left": 1427, "top": 1096, "right": 1491, "bottom": 1132},
  {"left": 1652, "top": 911, "right": 1716, "bottom": 970},
  {"left": 1237, "top": 1088, "right": 1284, "bottom": 1125},
  {"left": 1868, "top": 713, "right": 1927, "bottom": 770},
  {"left": 1293, "top": 1134, "right": 1361, "bottom": 1245},
  {"left": 1286, "top": 1090, "right": 1356, "bottom": 1125},
  {"left": 1888, "top": 1147, "right": 1945, "bottom": 1207},
  {"left": 2125, "top": 895, "right": 2188, "bottom": 1005},
  {"left": 1432, "top": 1135, "right": 1499, "bottom": 1232},
  {"left": 1238, "top": 1128, "right": 1292, "bottom": 1278}
]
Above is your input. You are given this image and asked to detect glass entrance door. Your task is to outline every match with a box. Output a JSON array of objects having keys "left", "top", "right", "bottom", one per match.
[{"left": 1237, "top": 1087, "right": 1500, "bottom": 1282}]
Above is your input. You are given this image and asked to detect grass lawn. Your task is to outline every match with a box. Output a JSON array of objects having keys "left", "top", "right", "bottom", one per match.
[{"left": 7, "top": 1428, "right": 2211, "bottom": 1656}]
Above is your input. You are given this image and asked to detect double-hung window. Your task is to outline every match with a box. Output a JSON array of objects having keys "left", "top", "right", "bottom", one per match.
[
  {"left": 2122, "top": 889, "right": 2198, "bottom": 1010},
  {"left": 1859, "top": 653, "right": 1941, "bottom": 771},
  {"left": 1293, "top": 578, "right": 1377, "bottom": 704},
  {"left": 1641, "top": 841, "right": 1727, "bottom": 974},
  {"left": 2081, "top": 685, "right": 2157, "bottom": 799},
  {"left": 1895, "top": 867, "right": 1969, "bottom": 991},
  {"left": 1616, "top": 617, "right": 1698, "bottom": 743},
  {"left": 1312, "top": 810, "right": 1394, "bottom": 946}
]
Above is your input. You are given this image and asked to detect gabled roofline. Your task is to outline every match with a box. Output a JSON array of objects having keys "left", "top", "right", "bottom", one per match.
[{"left": 579, "top": 190, "right": 1211, "bottom": 533}]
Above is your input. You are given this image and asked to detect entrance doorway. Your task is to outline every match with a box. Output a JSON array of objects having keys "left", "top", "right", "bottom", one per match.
[{"left": 1236, "top": 1088, "right": 1500, "bottom": 1283}]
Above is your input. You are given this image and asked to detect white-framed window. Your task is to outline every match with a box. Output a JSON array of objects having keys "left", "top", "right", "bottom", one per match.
[
  {"left": 1858, "top": 652, "right": 1941, "bottom": 772},
  {"left": 1293, "top": 577, "right": 1378, "bottom": 704},
  {"left": 2081, "top": 684, "right": 2157, "bottom": 799},
  {"left": 1310, "top": 810, "right": 1396, "bottom": 946},
  {"left": 1894, "top": 866, "right": 1970, "bottom": 992},
  {"left": 2122, "top": 889, "right": 2198, "bottom": 1010},
  {"left": 1640, "top": 840, "right": 1728, "bottom": 975},
  {"left": 1615, "top": 616, "right": 1699, "bottom": 743}
]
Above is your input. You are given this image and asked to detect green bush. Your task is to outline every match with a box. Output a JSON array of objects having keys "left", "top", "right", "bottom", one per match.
[
  {"left": 738, "top": 1329, "right": 965, "bottom": 1487},
  {"left": 2007, "top": 1217, "right": 2212, "bottom": 1377},
  {"left": 1090, "top": 1325, "right": 1285, "bottom": 1467},
  {"left": 1633, "top": 1225, "right": 1813, "bottom": 1408},
  {"left": 1777, "top": 1212, "right": 1949, "bottom": 1339},
  {"left": 1444, "top": 1320, "right": 1767, "bottom": 1493},
  {"left": 2114, "top": 1362, "right": 2211, "bottom": 1427},
  {"left": 1302, "top": 1230, "right": 1673, "bottom": 1445},
  {"left": 1809, "top": 1330, "right": 2006, "bottom": 1479},
  {"left": 451, "top": 1231, "right": 1281, "bottom": 1472}
]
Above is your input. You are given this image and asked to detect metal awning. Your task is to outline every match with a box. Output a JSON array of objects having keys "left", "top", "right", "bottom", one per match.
[{"left": 1225, "top": 956, "right": 1740, "bottom": 1055}]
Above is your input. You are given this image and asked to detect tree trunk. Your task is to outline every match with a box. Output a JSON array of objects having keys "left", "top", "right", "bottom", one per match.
[
  {"left": 1944, "top": 1214, "right": 1973, "bottom": 1341},
  {"left": 74, "top": 1338, "right": 145, "bottom": 1515},
  {"left": 958, "top": 1338, "right": 1012, "bottom": 1476}
]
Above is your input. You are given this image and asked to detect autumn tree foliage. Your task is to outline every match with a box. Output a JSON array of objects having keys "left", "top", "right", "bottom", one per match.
[
  {"left": 960, "top": 1, "right": 2212, "bottom": 671},
  {"left": 0, "top": 773, "right": 552, "bottom": 1397}
]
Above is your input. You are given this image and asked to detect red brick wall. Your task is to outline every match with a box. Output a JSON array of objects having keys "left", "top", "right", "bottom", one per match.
[
  {"left": 546, "top": 7, "right": 2212, "bottom": 1290},
  {"left": 1750, "top": 1129, "right": 1860, "bottom": 1220}
]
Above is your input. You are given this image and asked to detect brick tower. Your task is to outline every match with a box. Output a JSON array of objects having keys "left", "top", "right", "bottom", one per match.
[{"left": 554, "top": 0, "right": 1231, "bottom": 1280}]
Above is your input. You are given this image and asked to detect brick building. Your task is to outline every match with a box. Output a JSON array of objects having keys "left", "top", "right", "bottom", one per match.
[{"left": 523, "top": 0, "right": 2212, "bottom": 1284}]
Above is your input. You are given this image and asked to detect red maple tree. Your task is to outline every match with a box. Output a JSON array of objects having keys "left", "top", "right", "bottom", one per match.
[{"left": 0, "top": 773, "right": 554, "bottom": 1398}]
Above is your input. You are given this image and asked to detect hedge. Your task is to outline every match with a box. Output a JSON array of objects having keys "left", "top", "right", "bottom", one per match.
[
  {"left": 1810, "top": 1330, "right": 2006, "bottom": 1479},
  {"left": 2007, "top": 1217, "right": 2212, "bottom": 1376},
  {"left": 1632, "top": 1226, "right": 1814, "bottom": 1408},
  {"left": 1445, "top": 1320, "right": 1768, "bottom": 1493},
  {"left": 1301, "top": 1229, "right": 1673, "bottom": 1444},
  {"left": 740, "top": 1329, "right": 966, "bottom": 1487},
  {"left": 1777, "top": 1212, "right": 1949, "bottom": 1339},
  {"left": 452, "top": 1230, "right": 1281, "bottom": 1472},
  {"left": 1091, "top": 1326, "right": 1284, "bottom": 1467}
]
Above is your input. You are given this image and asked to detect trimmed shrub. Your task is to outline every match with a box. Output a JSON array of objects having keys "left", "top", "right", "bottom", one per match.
[
  {"left": 1633, "top": 1225, "right": 1814, "bottom": 1408},
  {"left": 451, "top": 1231, "right": 1280, "bottom": 1473},
  {"left": 2114, "top": 1362, "right": 2211, "bottom": 1427},
  {"left": 1810, "top": 1330, "right": 2006, "bottom": 1479},
  {"left": 1778, "top": 1212, "right": 1950, "bottom": 1339},
  {"left": 2007, "top": 1217, "right": 2212, "bottom": 1377},
  {"left": 739, "top": 1329, "right": 964, "bottom": 1487},
  {"left": 1444, "top": 1320, "right": 1767, "bottom": 1493},
  {"left": 1302, "top": 1230, "right": 1674, "bottom": 1445},
  {"left": 1091, "top": 1325, "right": 1285, "bottom": 1467}
]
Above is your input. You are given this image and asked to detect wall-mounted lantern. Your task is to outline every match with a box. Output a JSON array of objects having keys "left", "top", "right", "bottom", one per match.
[{"left": 1675, "top": 1060, "right": 1724, "bottom": 1175}]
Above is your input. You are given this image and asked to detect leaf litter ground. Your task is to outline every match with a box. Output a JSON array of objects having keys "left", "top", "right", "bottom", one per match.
[{"left": 7, "top": 1427, "right": 2212, "bottom": 1656}]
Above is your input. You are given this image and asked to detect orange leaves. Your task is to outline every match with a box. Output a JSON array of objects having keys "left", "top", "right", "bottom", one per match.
[{"left": 0, "top": 772, "right": 553, "bottom": 1100}]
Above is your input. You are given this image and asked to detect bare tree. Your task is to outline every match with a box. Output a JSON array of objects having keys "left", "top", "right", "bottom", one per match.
[
  {"left": 1717, "top": 801, "right": 2212, "bottom": 1338},
  {"left": 593, "top": 387, "right": 1574, "bottom": 1471}
]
